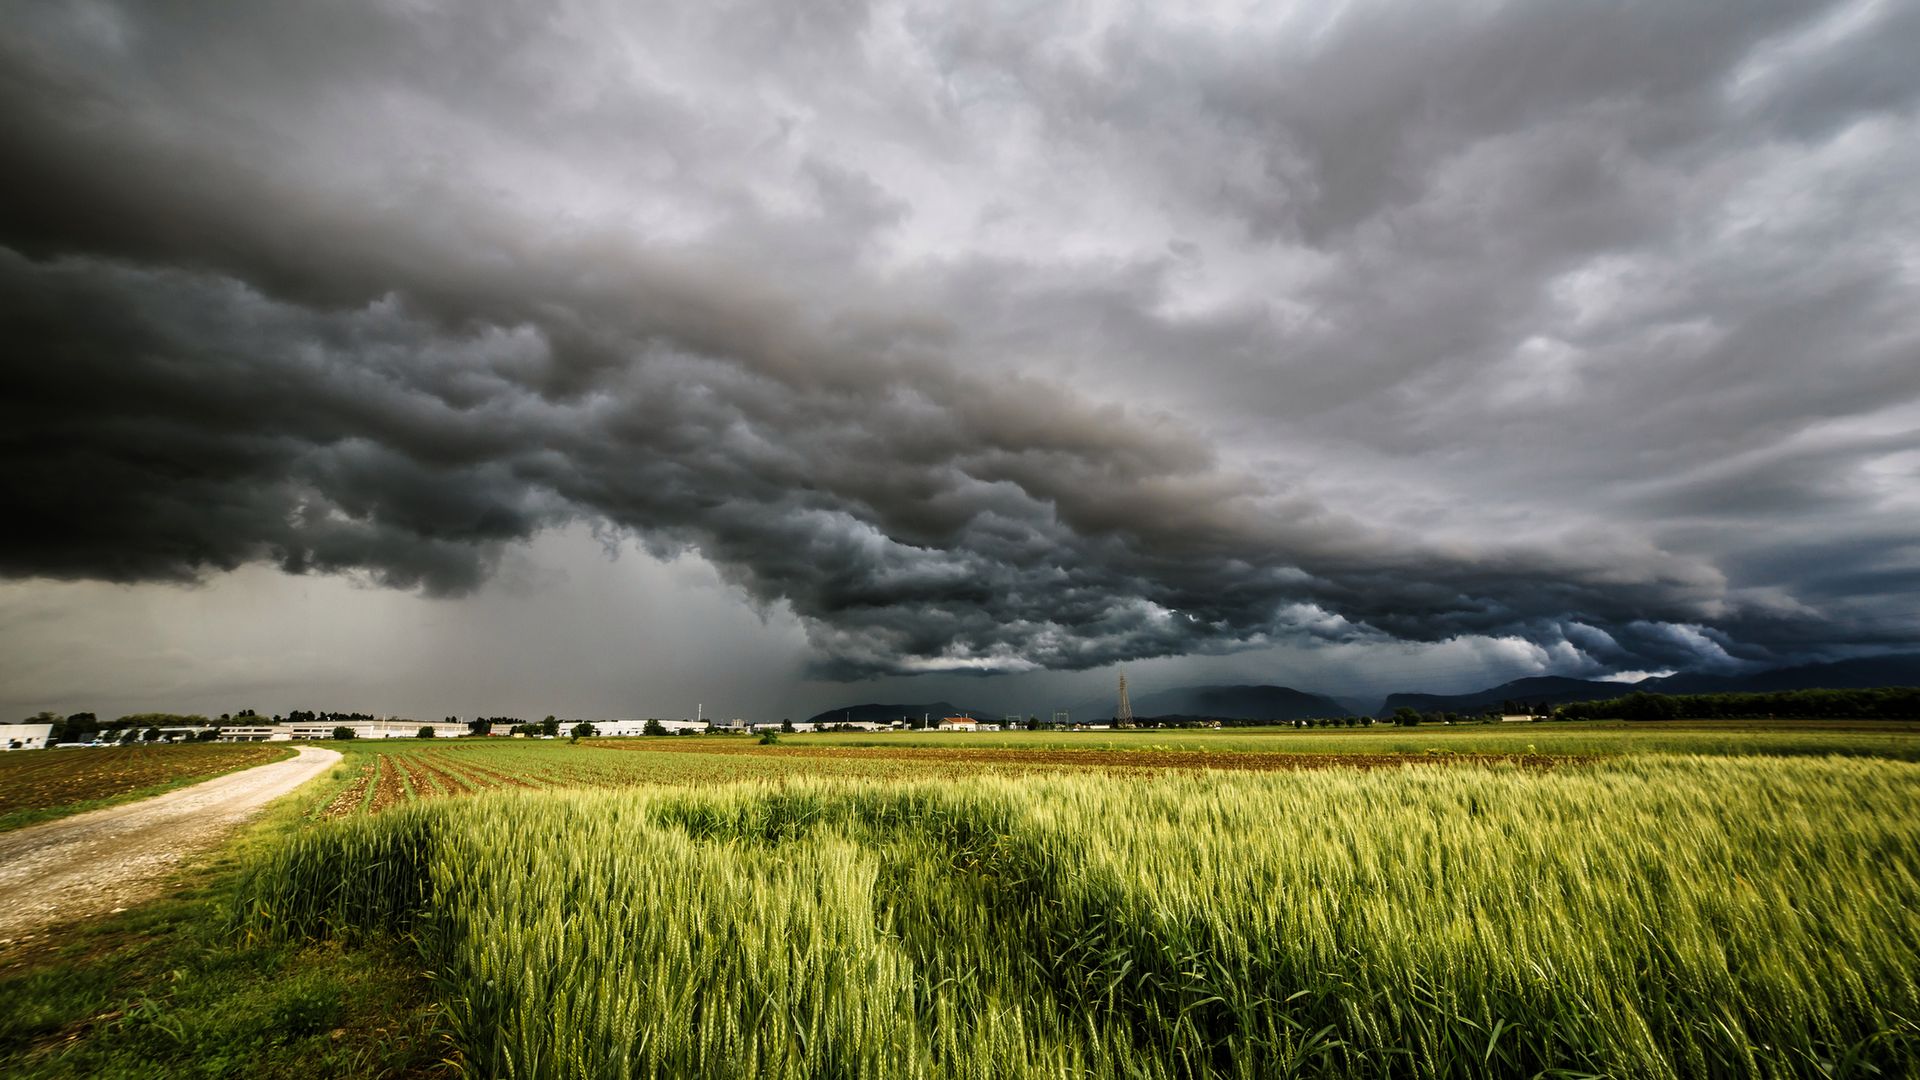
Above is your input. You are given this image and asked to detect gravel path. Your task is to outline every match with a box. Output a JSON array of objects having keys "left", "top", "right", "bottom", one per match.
[{"left": 0, "top": 745, "right": 340, "bottom": 946}]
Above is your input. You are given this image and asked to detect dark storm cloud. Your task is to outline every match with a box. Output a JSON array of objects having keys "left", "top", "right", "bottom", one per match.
[{"left": 2, "top": 0, "right": 1915, "bottom": 679}]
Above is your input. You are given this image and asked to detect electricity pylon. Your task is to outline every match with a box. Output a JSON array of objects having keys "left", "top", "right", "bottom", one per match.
[{"left": 1116, "top": 671, "right": 1135, "bottom": 728}]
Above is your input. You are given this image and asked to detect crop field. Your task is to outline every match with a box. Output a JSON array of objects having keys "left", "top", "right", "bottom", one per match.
[
  {"left": 302, "top": 723, "right": 1920, "bottom": 823},
  {"left": 306, "top": 736, "right": 1606, "bottom": 820},
  {"left": 800, "top": 720, "right": 1920, "bottom": 760},
  {"left": 0, "top": 743, "right": 291, "bottom": 831},
  {"left": 308, "top": 740, "right": 1114, "bottom": 818},
  {"left": 238, "top": 754, "right": 1920, "bottom": 1078}
]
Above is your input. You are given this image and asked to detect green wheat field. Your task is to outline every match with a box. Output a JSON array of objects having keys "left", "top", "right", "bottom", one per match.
[{"left": 232, "top": 752, "right": 1920, "bottom": 1078}]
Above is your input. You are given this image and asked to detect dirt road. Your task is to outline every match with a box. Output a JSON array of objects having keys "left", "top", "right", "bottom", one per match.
[{"left": 0, "top": 745, "right": 340, "bottom": 945}]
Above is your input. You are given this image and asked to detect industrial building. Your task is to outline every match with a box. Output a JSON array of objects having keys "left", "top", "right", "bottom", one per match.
[{"left": 1, "top": 723, "right": 53, "bottom": 750}]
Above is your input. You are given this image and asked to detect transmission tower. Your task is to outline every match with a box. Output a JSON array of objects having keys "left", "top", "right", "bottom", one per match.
[{"left": 1116, "top": 671, "right": 1135, "bottom": 728}]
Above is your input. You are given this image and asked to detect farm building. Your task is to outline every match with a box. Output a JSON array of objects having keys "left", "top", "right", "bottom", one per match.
[
  {"left": 1, "top": 723, "right": 53, "bottom": 750},
  {"left": 937, "top": 716, "right": 978, "bottom": 731}
]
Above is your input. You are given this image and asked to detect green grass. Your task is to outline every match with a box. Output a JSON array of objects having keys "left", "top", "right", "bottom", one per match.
[
  {"left": 232, "top": 756, "right": 1920, "bottom": 1078},
  {"left": 0, "top": 773, "right": 447, "bottom": 1079}
]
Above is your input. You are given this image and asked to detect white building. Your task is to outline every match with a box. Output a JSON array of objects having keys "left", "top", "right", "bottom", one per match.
[
  {"left": 1, "top": 723, "right": 53, "bottom": 750},
  {"left": 223, "top": 720, "right": 468, "bottom": 741},
  {"left": 937, "top": 716, "right": 978, "bottom": 731},
  {"left": 585, "top": 719, "right": 707, "bottom": 737},
  {"left": 352, "top": 721, "right": 469, "bottom": 739},
  {"left": 217, "top": 725, "right": 291, "bottom": 743}
]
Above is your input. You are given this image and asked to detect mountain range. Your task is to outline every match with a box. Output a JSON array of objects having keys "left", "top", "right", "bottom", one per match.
[
  {"left": 1378, "top": 654, "right": 1920, "bottom": 717},
  {"left": 809, "top": 654, "right": 1920, "bottom": 726}
]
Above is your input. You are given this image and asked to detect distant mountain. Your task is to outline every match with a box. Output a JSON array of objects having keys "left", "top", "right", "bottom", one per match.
[
  {"left": 1377, "top": 654, "right": 1920, "bottom": 717},
  {"left": 1379, "top": 676, "right": 1633, "bottom": 717},
  {"left": 803, "top": 702, "right": 993, "bottom": 726},
  {"left": 1644, "top": 654, "right": 1920, "bottom": 695},
  {"left": 1125, "top": 684, "right": 1350, "bottom": 722}
]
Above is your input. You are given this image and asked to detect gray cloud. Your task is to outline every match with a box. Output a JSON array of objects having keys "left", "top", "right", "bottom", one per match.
[{"left": 2, "top": 0, "right": 1916, "bottom": 684}]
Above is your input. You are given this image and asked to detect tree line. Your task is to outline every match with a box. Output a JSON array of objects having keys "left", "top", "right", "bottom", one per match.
[{"left": 1557, "top": 686, "right": 1920, "bottom": 721}]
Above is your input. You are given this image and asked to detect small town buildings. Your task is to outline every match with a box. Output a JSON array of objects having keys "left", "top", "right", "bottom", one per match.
[{"left": 1, "top": 723, "right": 53, "bottom": 750}]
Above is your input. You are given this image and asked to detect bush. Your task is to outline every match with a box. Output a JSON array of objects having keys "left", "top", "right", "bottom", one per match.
[
  {"left": 331, "top": 726, "right": 355, "bottom": 741},
  {"left": 644, "top": 718, "right": 667, "bottom": 736},
  {"left": 416, "top": 726, "right": 436, "bottom": 739}
]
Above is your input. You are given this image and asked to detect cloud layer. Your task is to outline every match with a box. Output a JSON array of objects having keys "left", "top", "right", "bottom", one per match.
[{"left": 2, "top": 0, "right": 1916, "bottom": 679}]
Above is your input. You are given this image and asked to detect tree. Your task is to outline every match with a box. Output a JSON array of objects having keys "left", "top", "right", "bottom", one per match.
[
  {"left": 758, "top": 729, "right": 780, "bottom": 745},
  {"left": 1392, "top": 707, "right": 1422, "bottom": 727},
  {"left": 1620, "top": 692, "right": 1680, "bottom": 722},
  {"left": 1026, "top": 715, "right": 1040, "bottom": 730},
  {"left": 417, "top": 725, "right": 436, "bottom": 739},
  {"left": 331, "top": 726, "right": 356, "bottom": 741},
  {"left": 143, "top": 727, "right": 162, "bottom": 742},
  {"left": 644, "top": 718, "right": 667, "bottom": 736},
  {"left": 570, "top": 722, "right": 597, "bottom": 741}
]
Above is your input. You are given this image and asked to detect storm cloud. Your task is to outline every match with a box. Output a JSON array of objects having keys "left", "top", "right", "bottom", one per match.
[{"left": 2, "top": 0, "right": 1916, "bottom": 681}]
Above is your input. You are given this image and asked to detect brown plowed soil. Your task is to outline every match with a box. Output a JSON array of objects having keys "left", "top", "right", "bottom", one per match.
[
  {"left": 415, "top": 759, "right": 477, "bottom": 796},
  {"left": 323, "top": 762, "right": 376, "bottom": 818},
  {"left": 585, "top": 741, "right": 1585, "bottom": 773},
  {"left": 391, "top": 757, "right": 437, "bottom": 798},
  {"left": 448, "top": 761, "right": 535, "bottom": 789},
  {"left": 367, "top": 757, "right": 407, "bottom": 813}
]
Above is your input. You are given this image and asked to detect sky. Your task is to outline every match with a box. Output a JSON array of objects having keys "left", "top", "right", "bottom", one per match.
[{"left": 2, "top": 0, "right": 1917, "bottom": 722}]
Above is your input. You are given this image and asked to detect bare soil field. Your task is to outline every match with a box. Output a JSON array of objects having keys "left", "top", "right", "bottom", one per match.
[{"left": 0, "top": 744, "right": 289, "bottom": 832}]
